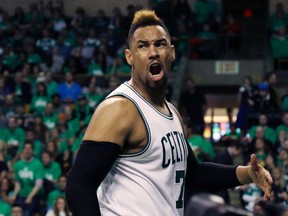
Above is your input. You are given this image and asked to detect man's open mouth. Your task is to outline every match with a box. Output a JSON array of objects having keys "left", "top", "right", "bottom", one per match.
[{"left": 149, "top": 63, "right": 162, "bottom": 75}]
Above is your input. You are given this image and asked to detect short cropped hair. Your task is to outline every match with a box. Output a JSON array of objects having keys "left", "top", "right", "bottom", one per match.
[{"left": 128, "top": 10, "right": 170, "bottom": 46}]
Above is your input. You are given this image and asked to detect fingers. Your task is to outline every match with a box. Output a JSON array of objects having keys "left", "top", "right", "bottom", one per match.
[
  {"left": 250, "top": 154, "right": 258, "bottom": 172},
  {"left": 265, "top": 170, "right": 273, "bottom": 184},
  {"left": 264, "top": 185, "right": 272, "bottom": 200}
]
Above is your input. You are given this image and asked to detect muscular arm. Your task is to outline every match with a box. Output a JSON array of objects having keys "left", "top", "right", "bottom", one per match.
[{"left": 65, "top": 97, "right": 138, "bottom": 216}]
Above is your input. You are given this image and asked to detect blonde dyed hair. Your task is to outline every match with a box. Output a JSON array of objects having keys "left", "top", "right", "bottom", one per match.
[{"left": 128, "top": 9, "right": 169, "bottom": 46}]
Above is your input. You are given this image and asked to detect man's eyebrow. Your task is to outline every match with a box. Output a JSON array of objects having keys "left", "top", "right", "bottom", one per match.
[{"left": 136, "top": 39, "right": 168, "bottom": 44}]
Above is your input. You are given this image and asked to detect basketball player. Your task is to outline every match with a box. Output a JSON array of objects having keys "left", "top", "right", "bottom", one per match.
[{"left": 65, "top": 10, "right": 272, "bottom": 216}]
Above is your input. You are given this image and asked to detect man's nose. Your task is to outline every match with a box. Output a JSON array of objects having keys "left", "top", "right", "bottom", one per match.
[{"left": 148, "top": 45, "right": 159, "bottom": 59}]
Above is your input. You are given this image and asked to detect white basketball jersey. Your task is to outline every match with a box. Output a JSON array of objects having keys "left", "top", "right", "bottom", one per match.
[{"left": 98, "top": 82, "right": 188, "bottom": 216}]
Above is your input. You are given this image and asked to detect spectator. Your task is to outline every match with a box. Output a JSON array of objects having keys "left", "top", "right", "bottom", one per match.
[
  {"left": 30, "top": 82, "right": 51, "bottom": 114},
  {"left": 109, "top": 7, "right": 124, "bottom": 31},
  {"left": 179, "top": 78, "right": 207, "bottom": 135},
  {"left": 36, "top": 29, "right": 56, "bottom": 57},
  {"left": 0, "top": 187, "right": 12, "bottom": 215},
  {"left": 194, "top": 0, "right": 214, "bottom": 30},
  {"left": 92, "top": 9, "right": 109, "bottom": 33},
  {"left": 12, "top": 204, "right": 23, "bottom": 216},
  {"left": 51, "top": 93, "right": 65, "bottom": 114},
  {"left": 74, "top": 95, "right": 93, "bottom": 127},
  {"left": 46, "top": 176, "right": 67, "bottom": 210},
  {"left": 270, "top": 27, "right": 288, "bottom": 62},
  {"left": 235, "top": 76, "right": 257, "bottom": 132},
  {"left": 0, "top": 77, "right": 8, "bottom": 106},
  {"left": 30, "top": 114, "right": 49, "bottom": 144},
  {"left": 17, "top": 129, "right": 43, "bottom": 160},
  {"left": 1, "top": 116, "right": 26, "bottom": 160},
  {"left": 2, "top": 94, "right": 17, "bottom": 118},
  {"left": 70, "top": 7, "right": 91, "bottom": 32},
  {"left": 0, "top": 148, "right": 9, "bottom": 182},
  {"left": 277, "top": 112, "right": 288, "bottom": 137},
  {"left": 265, "top": 72, "right": 280, "bottom": 112},
  {"left": 42, "top": 151, "right": 62, "bottom": 202},
  {"left": 2, "top": 45, "right": 20, "bottom": 71},
  {"left": 186, "top": 124, "right": 215, "bottom": 162},
  {"left": 43, "top": 103, "right": 58, "bottom": 131},
  {"left": 48, "top": 127, "right": 70, "bottom": 173},
  {"left": 83, "top": 80, "right": 104, "bottom": 109},
  {"left": 11, "top": 142, "right": 44, "bottom": 216},
  {"left": 254, "top": 82, "right": 276, "bottom": 114},
  {"left": 83, "top": 28, "right": 100, "bottom": 58},
  {"left": 248, "top": 113, "right": 277, "bottom": 147},
  {"left": 44, "top": 72, "right": 58, "bottom": 97},
  {"left": 269, "top": 3, "right": 288, "bottom": 34},
  {"left": 45, "top": 196, "right": 70, "bottom": 216},
  {"left": 222, "top": 13, "right": 241, "bottom": 53},
  {"left": 48, "top": 10, "right": 67, "bottom": 33},
  {"left": 25, "top": 44, "right": 42, "bottom": 66},
  {"left": 56, "top": 72, "right": 82, "bottom": 103}
]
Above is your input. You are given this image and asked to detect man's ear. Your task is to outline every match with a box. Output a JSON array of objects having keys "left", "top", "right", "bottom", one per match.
[
  {"left": 171, "top": 45, "right": 176, "bottom": 61},
  {"left": 125, "top": 49, "right": 133, "bottom": 66}
]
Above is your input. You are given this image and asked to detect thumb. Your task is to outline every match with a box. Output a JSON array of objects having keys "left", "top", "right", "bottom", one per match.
[{"left": 250, "top": 154, "right": 258, "bottom": 172}]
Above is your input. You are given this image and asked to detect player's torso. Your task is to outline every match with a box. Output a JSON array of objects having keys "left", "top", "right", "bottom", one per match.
[{"left": 98, "top": 82, "right": 188, "bottom": 216}]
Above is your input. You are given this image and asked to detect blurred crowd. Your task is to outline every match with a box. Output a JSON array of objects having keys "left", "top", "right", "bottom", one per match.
[{"left": 180, "top": 73, "right": 288, "bottom": 216}]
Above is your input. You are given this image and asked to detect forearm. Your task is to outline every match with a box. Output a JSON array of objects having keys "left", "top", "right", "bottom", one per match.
[
  {"left": 186, "top": 162, "right": 240, "bottom": 192},
  {"left": 66, "top": 168, "right": 100, "bottom": 216},
  {"left": 13, "top": 182, "right": 21, "bottom": 197},
  {"left": 185, "top": 141, "right": 240, "bottom": 193},
  {"left": 65, "top": 141, "right": 121, "bottom": 216},
  {"left": 27, "top": 180, "right": 42, "bottom": 200}
]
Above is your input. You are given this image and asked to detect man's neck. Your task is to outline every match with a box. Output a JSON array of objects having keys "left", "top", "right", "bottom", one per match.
[{"left": 128, "top": 79, "right": 166, "bottom": 108}]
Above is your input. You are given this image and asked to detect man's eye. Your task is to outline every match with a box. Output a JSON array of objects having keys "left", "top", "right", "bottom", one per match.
[
  {"left": 156, "top": 42, "right": 166, "bottom": 47},
  {"left": 138, "top": 44, "right": 145, "bottom": 48}
]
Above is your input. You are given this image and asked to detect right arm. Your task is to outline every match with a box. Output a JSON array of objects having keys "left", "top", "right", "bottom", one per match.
[
  {"left": 10, "top": 181, "right": 21, "bottom": 203},
  {"left": 65, "top": 97, "right": 137, "bottom": 216}
]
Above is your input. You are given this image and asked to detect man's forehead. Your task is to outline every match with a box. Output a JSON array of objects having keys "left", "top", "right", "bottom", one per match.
[{"left": 132, "top": 25, "right": 169, "bottom": 42}]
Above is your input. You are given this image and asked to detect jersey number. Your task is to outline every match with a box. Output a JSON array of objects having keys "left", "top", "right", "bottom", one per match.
[{"left": 175, "top": 170, "right": 185, "bottom": 209}]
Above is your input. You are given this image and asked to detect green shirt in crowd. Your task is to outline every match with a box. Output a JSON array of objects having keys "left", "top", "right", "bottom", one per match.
[
  {"left": 249, "top": 126, "right": 277, "bottom": 144},
  {"left": 276, "top": 125, "right": 288, "bottom": 136},
  {"left": 187, "top": 135, "right": 215, "bottom": 162},
  {"left": 47, "top": 189, "right": 65, "bottom": 208},
  {"left": 0, "top": 200, "right": 11, "bottom": 216},
  {"left": 30, "top": 95, "right": 51, "bottom": 114},
  {"left": 14, "top": 158, "right": 44, "bottom": 197},
  {"left": 46, "top": 81, "right": 59, "bottom": 96},
  {"left": 43, "top": 113, "right": 58, "bottom": 130},
  {"left": 0, "top": 127, "right": 26, "bottom": 147},
  {"left": 43, "top": 161, "right": 62, "bottom": 182},
  {"left": 84, "top": 92, "right": 103, "bottom": 108}
]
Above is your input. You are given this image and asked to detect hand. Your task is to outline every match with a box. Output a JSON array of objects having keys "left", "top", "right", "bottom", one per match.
[
  {"left": 248, "top": 154, "right": 273, "bottom": 200},
  {"left": 25, "top": 196, "right": 32, "bottom": 204},
  {"left": 9, "top": 194, "right": 17, "bottom": 204}
]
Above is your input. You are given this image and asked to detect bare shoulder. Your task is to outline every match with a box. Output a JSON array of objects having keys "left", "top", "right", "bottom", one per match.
[{"left": 83, "top": 96, "right": 139, "bottom": 147}]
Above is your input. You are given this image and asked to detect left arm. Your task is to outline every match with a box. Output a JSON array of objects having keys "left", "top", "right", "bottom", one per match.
[{"left": 25, "top": 179, "right": 43, "bottom": 204}]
